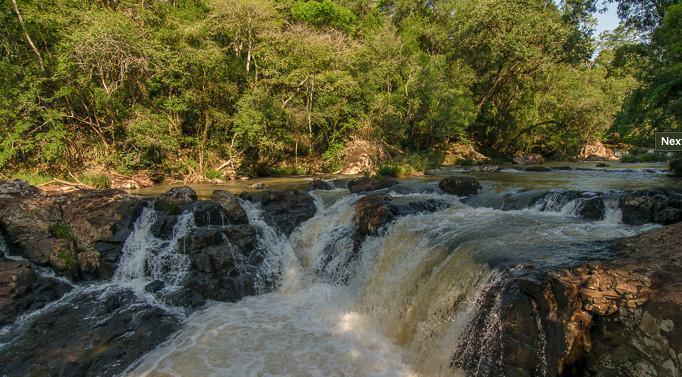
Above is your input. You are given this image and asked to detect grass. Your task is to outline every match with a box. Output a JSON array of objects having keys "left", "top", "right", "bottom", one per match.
[
  {"left": 78, "top": 173, "right": 110, "bottom": 189},
  {"left": 10, "top": 173, "right": 54, "bottom": 186},
  {"left": 50, "top": 223, "right": 73, "bottom": 240},
  {"left": 57, "top": 249, "right": 77, "bottom": 269}
]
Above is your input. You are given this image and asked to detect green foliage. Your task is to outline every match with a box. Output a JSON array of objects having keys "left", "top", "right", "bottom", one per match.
[
  {"left": 621, "top": 153, "right": 670, "bottom": 163},
  {"left": 291, "top": 0, "right": 356, "bottom": 32},
  {"left": 79, "top": 174, "right": 110, "bottom": 189},
  {"left": 204, "top": 168, "right": 223, "bottom": 180},
  {"left": 0, "top": 0, "right": 669, "bottom": 177},
  {"left": 57, "top": 249, "right": 77, "bottom": 270},
  {"left": 50, "top": 223, "right": 73, "bottom": 240}
]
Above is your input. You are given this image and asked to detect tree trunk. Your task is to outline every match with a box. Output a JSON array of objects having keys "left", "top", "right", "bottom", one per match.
[{"left": 12, "top": 0, "right": 44, "bottom": 71}]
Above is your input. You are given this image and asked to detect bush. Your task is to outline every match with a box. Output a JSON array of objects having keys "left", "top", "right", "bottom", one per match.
[{"left": 621, "top": 153, "right": 669, "bottom": 163}]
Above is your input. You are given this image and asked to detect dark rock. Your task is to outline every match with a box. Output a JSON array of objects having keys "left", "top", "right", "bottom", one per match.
[
  {"left": 670, "top": 158, "right": 682, "bottom": 177},
  {"left": 347, "top": 177, "right": 398, "bottom": 194},
  {"left": 144, "top": 280, "right": 165, "bottom": 293},
  {"left": 575, "top": 196, "right": 605, "bottom": 220},
  {"left": 0, "top": 183, "right": 144, "bottom": 280},
  {"left": 0, "top": 179, "right": 42, "bottom": 199},
  {"left": 551, "top": 166, "right": 574, "bottom": 171},
  {"left": 310, "top": 179, "right": 334, "bottom": 191},
  {"left": 178, "top": 225, "right": 261, "bottom": 304},
  {"left": 185, "top": 201, "right": 228, "bottom": 227},
  {"left": 0, "top": 289, "right": 179, "bottom": 377},
  {"left": 0, "top": 257, "right": 72, "bottom": 326},
  {"left": 211, "top": 190, "right": 249, "bottom": 224},
  {"left": 596, "top": 163, "right": 610, "bottom": 167},
  {"left": 354, "top": 194, "right": 447, "bottom": 239},
  {"left": 239, "top": 190, "right": 316, "bottom": 235},
  {"left": 619, "top": 189, "right": 682, "bottom": 225},
  {"left": 438, "top": 176, "right": 482, "bottom": 197},
  {"left": 525, "top": 165, "right": 552, "bottom": 172},
  {"left": 157, "top": 186, "right": 197, "bottom": 212}
]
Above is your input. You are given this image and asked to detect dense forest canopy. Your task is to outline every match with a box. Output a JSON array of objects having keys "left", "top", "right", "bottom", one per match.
[{"left": 1, "top": 0, "right": 680, "bottom": 178}]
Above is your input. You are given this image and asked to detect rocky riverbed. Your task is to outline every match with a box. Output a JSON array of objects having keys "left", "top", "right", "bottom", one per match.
[{"left": 0, "top": 175, "right": 681, "bottom": 376}]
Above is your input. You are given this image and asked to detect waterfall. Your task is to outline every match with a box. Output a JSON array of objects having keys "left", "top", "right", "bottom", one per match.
[{"left": 114, "top": 204, "right": 195, "bottom": 293}]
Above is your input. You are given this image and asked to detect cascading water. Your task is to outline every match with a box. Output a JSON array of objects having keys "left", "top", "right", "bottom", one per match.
[{"left": 124, "top": 186, "right": 657, "bottom": 377}]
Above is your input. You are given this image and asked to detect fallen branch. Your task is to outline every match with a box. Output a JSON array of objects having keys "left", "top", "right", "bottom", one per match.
[{"left": 37, "top": 178, "right": 93, "bottom": 190}]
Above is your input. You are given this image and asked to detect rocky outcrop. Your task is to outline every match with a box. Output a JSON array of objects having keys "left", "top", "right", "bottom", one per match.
[
  {"left": 0, "top": 256, "right": 72, "bottom": 326},
  {"left": 670, "top": 158, "right": 682, "bottom": 177},
  {"left": 513, "top": 153, "right": 544, "bottom": 165},
  {"left": 310, "top": 178, "right": 334, "bottom": 190},
  {"left": 347, "top": 176, "right": 398, "bottom": 193},
  {"left": 443, "top": 143, "right": 489, "bottom": 165},
  {"left": 619, "top": 189, "right": 682, "bottom": 225},
  {"left": 172, "top": 224, "right": 262, "bottom": 307},
  {"left": 240, "top": 190, "right": 316, "bottom": 235},
  {"left": 354, "top": 194, "right": 447, "bottom": 240},
  {"left": 439, "top": 176, "right": 482, "bottom": 197},
  {"left": 0, "top": 289, "right": 179, "bottom": 377},
  {"left": 338, "top": 137, "right": 390, "bottom": 175},
  {"left": 579, "top": 140, "right": 618, "bottom": 161},
  {"left": 0, "top": 182, "right": 144, "bottom": 280},
  {"left": 452, "top": 223, "right": 682, "bottom": 377},
  {"left": 211, "top": 190, "right": 249, "bottom": 224}
]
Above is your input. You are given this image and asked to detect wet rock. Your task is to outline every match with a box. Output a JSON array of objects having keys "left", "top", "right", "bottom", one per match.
[
  {"left": 619, "top": 189, "right": 682, "bottom": 225},
  {"left": 438, "top": 176, "right": 482, "bottom": 197},
  {"left": 0, "top": 289, "right": 179, "bottom": 377},
  {"left": 240, "top": 190, "right": 316, "bottom": 235},
  {"left": 469, "top": 165, "right": 501, "bottom": 172},
  {"left": 249, "top": 182, "right": 271, "bottom": 190},
  {"left": 525, "top": 166, "right": 552, "bottom": 172},
  {"left": 211, "top": 190, "right": 249, "bottom": 224},
  {"left": 453, "top": 223, "right": 682, "bottom": 377},
  {"left": 354, "top": 194, "right": 447, "bottom": 239},
  {"left": 0, "top": 257, "right": 72, "bottom": 326},
  {"left": 0, "top": 182, "right": 144, "bottom": 280},
  {"left": 669, "top": 158, "right": 682, "bottom": 177},
  {"left": 144, "top": 280, "right": 165, "bottom": 293},
  {"left": 310, "top": 179, "right": 334, "bottom": 191},
  {"left": 347, "top": 176, "right": 398, "bottom": 194},
  {"left": 551, "top": 166, "right": 574, "bottom": 171},
  {"left": 575, "top": 195, "right": 605, "bottom": 220},
  {"left": 156, "top": 186, "right": 197, "bottom": 214},
  {"left": 184, "top": 201, "right": 228, "bottom": 227},
  {"left": 596, "top": 163, "right": 610, "bottom": 167},
  {"left": 177, "top": 225, "right": 261, "bottom": 304}
]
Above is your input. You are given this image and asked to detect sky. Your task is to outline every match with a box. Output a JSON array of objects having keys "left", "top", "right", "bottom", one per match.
[{"left": 594, "top": 2, "right": 621, "bottom": 35}]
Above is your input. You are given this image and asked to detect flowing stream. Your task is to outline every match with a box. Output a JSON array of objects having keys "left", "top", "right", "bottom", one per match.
[
  {"left": 124, "top": 183, "right": 658, "bottom": 377},
  {"left": 0, "top": 167, "right": 674, "bottom": 376}
]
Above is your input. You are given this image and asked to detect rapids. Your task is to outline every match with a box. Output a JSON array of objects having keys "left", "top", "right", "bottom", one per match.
[{"left": 124, "top": 183, "right": 658, "bottom": 376}]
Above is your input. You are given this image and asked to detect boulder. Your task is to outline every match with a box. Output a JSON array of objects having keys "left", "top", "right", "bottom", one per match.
[
  {"left": 0, "top": 289, "right": 179, "bottom": 377},
  {"left": 525, "top": 166, "right": 552, "bottom": 172},
  {"left": 579, "top": 140, "right": 618, "bottom": 161},
  {"left": 513, "top": 153, "right": 544, "bottom": 165},
  {"left": 443, "top": 143, "right": 489, "bottom": 165},
  {"left": 0, "top": 257, "right": 72, "bottom": 326},
  {"left": 239, "top": 190, "right": 316, "bottom": 235},
  {"left": 211, "top": 190, "right": 249, "bottom": 224},
  {"left": 0, "top": 182, "right": 144, "bottom": 280},
  {"left": 452, "top": 223, "right": 682, "bottom": 377},
  {"left": 574, "top": 196, "right": 605, "bottom": 220},
  {"left": 438, "top": 176, "right": 482, "bottom": 197},
  {"left": 347, "top": 176, "right": 399, "bottom": 194},
  {"left": 0, "top": 179, "right": 42, "bottom": 199},
  {"left": 156, "top": 186, "right": 197, "bottom": 213},
  {"left": 310, "top": 179, "right": 334, "bottom": 191},
  {"left": 354, "top": 194, "right": 447, "bottom": 239},
  {"left": 338, "top": 137, "right": 390, "bottom": 175},
  {"left": 175, "top": 225, "right": 261, "bottom": 305},
  {"left": 670, "top": 158, "right": 682, "bottom": 177},
  {"left": 249, "top": 183, "right": 271, "bottom": 190},
  {"left": 619, "top": 189, "right": 682, "bottom": 225}
]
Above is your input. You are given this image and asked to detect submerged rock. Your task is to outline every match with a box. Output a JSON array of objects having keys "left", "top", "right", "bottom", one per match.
[
  {"left": 525, "top": 165, "right": 552, "bottom": 172},
  {"left": 438, "top": 176, "right": 482, "bottom": 197},
  {"left": 670, "top": 158, "right": 682, "bottom": 177},
  {"left": 347, "top": 176, "right": 398, "bottom": 194},
  {"left": 240, "top": 190, "right": 316, "bottom": 235},
  {"left": 0, "top": 289, "right": 179, "bottom": 377}
]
